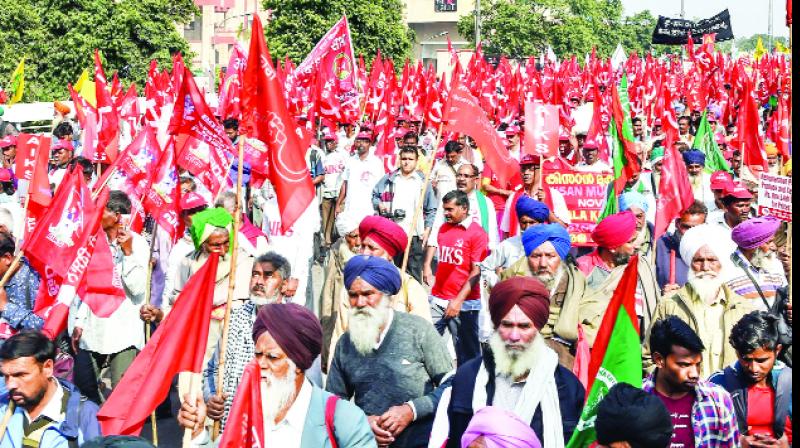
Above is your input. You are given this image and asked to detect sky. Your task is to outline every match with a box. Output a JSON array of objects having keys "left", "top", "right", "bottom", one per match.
[{"left": 621, "top": 0, "right": 790, "bottom": 38}]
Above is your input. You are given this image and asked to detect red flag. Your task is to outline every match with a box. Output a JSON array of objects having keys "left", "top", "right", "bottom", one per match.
[
  {"left": 15, "top": 134, "right": 45, "bottom": 184},
  {"left": 97, "top": 253, "right": 220, "bottom": 435},
  {"left": 775, "top": 92, "right": 790, "bottom": 160},
  {"left": 738, "top": 77, "right": 768, "bottom": 170},
  {"left": 218, "top": 359, "right": 265, "bottom": 448},
  {"left": 93, "top": 50, "right": 121, "bottom": 163},
  {"left": 219, "top": 44, "right": 248, "bottom": 120},
  {"left": 77, "top": 226, "right": 128, "bottom": 318},
  {"left": 444, "top": 80, "right": 517, "bottom": 187},
  {"left": 241, "top": 15, "right": 315, "bottom": 232},
  {"left": 654, "top": 132, "right": 695, "bottom": 239},
  {"left": 143, "top": 137, "right": 182, "bottom": 241},
  {"left": 523, "top": 101, "right": 559, "bottom": 158},
  {"left": 169, "top": 65, "right": 234, "bottom": 198}
]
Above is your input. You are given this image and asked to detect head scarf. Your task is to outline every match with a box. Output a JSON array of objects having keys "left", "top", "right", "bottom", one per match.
[
  {"left": 335, "top": 212, "right": 359, "bottom": 237},
  {"left": 521, "top": 224, "right": 571, "bottom": 260},
  {"left": 731, "top": 216, "right": 782, "bottom": 250},
  {"left": 679, "top": 224, "right": 737, "bottom": 266},
  {"left": 591, "top": 211, "right": 637, "bottom": 249},
  {"left": 189, "top": 207, "right": 233, "bottom": 250},
  {"left": 515, "top": 196, "right": 550, "bottom": 223},
  {"left": 489, "top": 277, "right": 550, "bottom": 329},
  {"left": 683, "top": 149, "right": 706, "bottom": 166},
  {"left": 461, "top": 406, "right": 541, "bottom": 448},
  {"left": 251, "top": 303, "right": 322, "bottom": 371},
  {"left": 618, "top": 191, "right": 649, "bottom": 213},
  {"left": 595, "top": 383, "right": 673, "bottom": 448},
  {"left": 359, "top": 215, "right": 408, "bottom": 258},
  {"left": 649, "top": 146, "right": 665, "bottom": 164},
  {"left": 343, "top": 255, "right": 402, "bottom": 295}
]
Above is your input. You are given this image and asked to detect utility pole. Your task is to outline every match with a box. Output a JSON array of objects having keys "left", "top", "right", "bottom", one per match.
[
  {"left": 768, "top": 0, "right": 774, "bottom": 49},
  {"left": 475, "top": 0, "right": 481, "bottom": 48},
  {"left": 680, "top": 0, "right": 685, "bottom": 19}
]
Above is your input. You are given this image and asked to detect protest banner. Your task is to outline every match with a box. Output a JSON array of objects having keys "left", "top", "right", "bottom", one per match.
[
  {"left": 652, "top": 9, "right": 734, "bottom": 45},
  {"left": 542, "top": 168, "right": 614, "bottom": 246},
  {"left": 758, "top": 173, "right": 792, "bottom": 222}
]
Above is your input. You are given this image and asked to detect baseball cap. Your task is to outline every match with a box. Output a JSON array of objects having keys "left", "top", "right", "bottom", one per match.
[
  {"left": 723, "top": 181, "right": 753, "bottom": 200},
  {"left": 356, "top": 131, "right": 373, "bottom": 140},
  {"left": 0, "top": 169, "right": 12, "bottom": 183},
  {"left": 180, "top": 192, "right": 207, "bottom": 211},
  {"left": 709, "top": 171, "right": 733, "bottom": 190},
  {"left": 519, "top": 154, "right": 541, "bottom": 166},
  {"left": 0, "top": 135, "right": 17, "bottom": 149},
  {"left": 505, "top": 125, "right": 521, "bottom": 136}
]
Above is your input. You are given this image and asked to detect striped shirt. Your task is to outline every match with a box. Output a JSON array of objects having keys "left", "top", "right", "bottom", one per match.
[
  {"left": 725, "top": 250, "right": 787, "bottom": 311},
  {"left": 644, "top": 374, "right": 740, "bottom": 448}
]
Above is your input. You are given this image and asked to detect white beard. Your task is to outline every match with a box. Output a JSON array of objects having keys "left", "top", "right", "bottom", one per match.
[
  {"left": 348, "top": 296, "right": 391, "bottom": 356},
  {"left": 250, "top": 293, "right": 280, "bottom": 307},
  {"left": 261, "top": 359, "right": 298, "bottom": 422},
  {"left": 534, "top": 264, "right": 564, "bottom": 291},
  {"left": 488, "top": 332, "right": 538, "bottom": 380},
  {"left": 687, "top": 270, "right": 725, "bottom": 302}
]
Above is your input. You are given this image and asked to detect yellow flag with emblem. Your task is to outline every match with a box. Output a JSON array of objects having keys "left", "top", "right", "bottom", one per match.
[
  {"left": 754, "top": 37, "right": 767, "bottom": 61},
  {"left": 75, "top": 69, "right": 97, "bottom": 107},
  {"left": 7, "top": 58, "right": 24, "bottom": 105}
]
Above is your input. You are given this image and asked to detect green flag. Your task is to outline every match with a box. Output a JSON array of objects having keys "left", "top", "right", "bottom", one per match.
[
  {"left": 566, "top": 256, "right": 643, "bottom": 448},
  {"left": 693, "top": 112, "right": 731, "bottom": 174}
]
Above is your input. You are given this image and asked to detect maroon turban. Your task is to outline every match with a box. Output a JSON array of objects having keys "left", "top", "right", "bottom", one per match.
[
  {"left": 489, "top": 277, "right": 551, "bottom": 330},
  {"left": 591, "top": 211, "right": 637, "bottom": 249},
  {"left": 359, "top": 215, "right": 408, "bottom": 258},
  {"left": 252, "top": 303, "right": 322, "bottom": 371}
]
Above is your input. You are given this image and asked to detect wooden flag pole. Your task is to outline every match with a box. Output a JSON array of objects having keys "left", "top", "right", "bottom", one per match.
[
  {"left": 145, "top": 224, "right": 159, "bottom": 446},
  {"left": 0, "top": 402, "right": 15, "bottom": 442},
  {"left": 400, "top": 121, "right": 445, "bottom": 275},
  {"left": 210, "top": 136, "right": 245, "bottom": 440}
]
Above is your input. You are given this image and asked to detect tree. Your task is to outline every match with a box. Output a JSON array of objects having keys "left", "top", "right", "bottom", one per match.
[
  {"left": 457, "top": 0, "right": 660, "bottom": 58},
  {"left": 262, "top": 0, "right": 414, "bottom": 64},
  {"left": 0, "top": 0, "right": 196, "bottom": 102}
]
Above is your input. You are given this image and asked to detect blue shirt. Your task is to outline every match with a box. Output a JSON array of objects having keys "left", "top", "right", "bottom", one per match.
[{"left": 2, "top": 259, "right": 43, "bottom": 333}]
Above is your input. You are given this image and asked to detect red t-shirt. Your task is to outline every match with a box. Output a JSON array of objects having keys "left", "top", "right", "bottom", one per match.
[
  {"left": 432, "top": 220, "right": 489, "bottom": 301},
  {"left": 747, "top": 385, "right": 776, "bottom": 437},
  {"left": 655, "top": 390, "right": 696, "bottom": 448},
  {"left": 481, "top": 164, "right": 522, "bottom": 212}
]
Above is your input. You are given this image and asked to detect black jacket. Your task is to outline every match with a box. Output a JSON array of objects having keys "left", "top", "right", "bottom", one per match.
[
  {"left": 446, "top": 351, "right": 584, "bottom": 448},
  {"left": 709, "top": 362, "right": 792, "bottom": 438}
]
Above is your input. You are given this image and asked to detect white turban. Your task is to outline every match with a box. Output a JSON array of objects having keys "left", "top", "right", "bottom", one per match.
[
  {"left": 679, "top": 224, "right": 737, "bottom": 267},
  {"left": 335, "top": 212, "right": 359, "bottom": 237}
]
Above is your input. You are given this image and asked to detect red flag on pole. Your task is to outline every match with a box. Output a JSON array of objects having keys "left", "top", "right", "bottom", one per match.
[
  {"left": 218, "top": 359, "right": 265, "bottom": 448},
  {"left": 143, "top": 137, "right": 182, "bottom": 241},
  {"left": 241, "top": 14, "right": 315, "bottom": 232},
  {"left": 523, "top": 101, "right": 559, "bottom": 158},
  {"left": 93, "top": 50, "right": 121, "bottom": 163},
  {"left": 654, "top": 132, "right": 695, "bottom": 240},
  {"left": 97, "top": 253, "right": 220, "bottom": 435},
  {"left": 443, "top": 80, "right": 518, "bottom": 187}
]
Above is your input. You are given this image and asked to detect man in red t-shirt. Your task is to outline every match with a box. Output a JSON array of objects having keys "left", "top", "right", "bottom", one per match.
[{"left": 423, "top": 190, "right": 488, "bottom": 366}]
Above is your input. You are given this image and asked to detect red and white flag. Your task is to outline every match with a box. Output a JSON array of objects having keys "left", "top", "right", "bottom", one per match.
[
  {"left": 523, "top": 102, "right": 559, "bottom": 158},
  {"left": 655, "top": 131, "right": 695, "bottom": 239},
  {"left": 218, "top": 359, "right": 265, "bottom": 448}
]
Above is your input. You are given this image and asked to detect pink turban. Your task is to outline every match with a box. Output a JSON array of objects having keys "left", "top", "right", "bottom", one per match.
[
  {"left": 489, "top": 277, "right": 550, "bottom": 330},
  {"left": 591, "top": 211, "right": 637, "bottom": 249},
  {"left": 359, "top": 215, "right": 408, "bottom": 258},
  {"left": 731, "top": 216, "right": 782, "bottom": 250},
  {"left": 461, "top": 406, "right": 542, "bottom": 448},
  {"left": 252, "top": 303, "right": 322, "bottom": 371}
]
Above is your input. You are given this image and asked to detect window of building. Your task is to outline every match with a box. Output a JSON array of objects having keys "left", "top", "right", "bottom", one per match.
[
  {"left": 434, "top": 0, "right": 457, "bottom": 12},
  {"left": 185, "top": 16, "right": 202, "bottom": 41}
]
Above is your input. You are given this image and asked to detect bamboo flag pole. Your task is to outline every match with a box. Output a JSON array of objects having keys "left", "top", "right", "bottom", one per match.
[
  {"left": 0, "top": 402, "right": 15, "bottom": 442},
  {"left": 400, "top": 121, "right": 445, "bottom": 277},
  {"left": 210, "top": 136, "right": 245, "bottom": 441},
  {"left": 145, "top": 224, "right": 159, "bottom": 446}
]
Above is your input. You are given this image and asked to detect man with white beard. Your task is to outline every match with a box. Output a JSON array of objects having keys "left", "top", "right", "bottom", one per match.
[
  {"left": 499, "top": 224, "right": 587, "bottom": 369},
  {"left": 643, "top": 224, "right": 756, "bottom": 378},
  {"left": 683, "top": 149, "right": 716, "bottom": 212},
  {"left": 201, "top": 252, "right": 295, "bottom": 430},
  {"left": 179, "top": 303, "right": 375, "bottom": 447},
  {"left": 437, "top": 277, "right": 584, "bottom": 448},
  {"left": 725, "top": 216, "right": 788, "bottom": 312},
  {"left": 327, "top": 255, "right": 452, "bottom": 448}
]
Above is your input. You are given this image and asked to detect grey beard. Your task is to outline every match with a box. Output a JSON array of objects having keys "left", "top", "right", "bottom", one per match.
[
  {"left": 489, "top": 332, "right": 537, "bottom": 380},
  {"left": 750, "top": 249, "right": 775, "bottom": 270},
  {"left": 534, "top": 264, "right": 564, "bottom": 290},
  {"left": 250, "top": 293, "right": 280, "bottom": 306},
  {"left": 348, "top": 296, "right": 391, "bottom": 356}
]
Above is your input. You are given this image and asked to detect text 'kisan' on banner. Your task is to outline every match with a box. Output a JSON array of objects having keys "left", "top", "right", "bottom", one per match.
[{"left": 542, "top": 169, "right": 614, "bottom": 246}]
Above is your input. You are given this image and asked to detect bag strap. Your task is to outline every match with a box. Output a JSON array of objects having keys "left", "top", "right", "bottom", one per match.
[
  {"left": 730, "top": 252, "right": 772, "bottom": 311},
  {"left": 324, "top": 394, "right": 340, "bottom": 448}
]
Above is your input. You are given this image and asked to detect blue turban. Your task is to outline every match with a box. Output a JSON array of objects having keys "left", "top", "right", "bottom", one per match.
[
  {"left": 618, "top": 191, "right": 649, "bottom": 213},
  {"left": 521, "top": 224, "right": 571, "bottom": 259},
  {"left": 683, "top": 149, "right": 706, "bottom": 166},
  {"left": 515, "top": 196, "right": 550, "bottom": 222},
  {"left": 343, "top": 255, "right": 402, "bottom": 295}
]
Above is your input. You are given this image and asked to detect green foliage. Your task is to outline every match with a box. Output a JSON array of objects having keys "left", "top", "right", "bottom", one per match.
[
  {"left": 457, "top": 0, "right": 659, "bottom": 59},
  {"left": 0, "top": 0, "right": 196, "bottom": 102},
  {"left": 729, "top": 34, "right": 789, "bottom": 53},
  {"left": 262, "top": 0, "right": 414, "bottom": 64}
]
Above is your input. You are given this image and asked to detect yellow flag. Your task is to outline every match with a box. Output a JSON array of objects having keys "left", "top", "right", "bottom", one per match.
[
  {"left": 775, "top": 41, "right": 791, "bottom": 54},
  {"left": 75, "top": 69, "right": 97, "bottom": 108},
  {"left": 754, "top": 37, "right": 767, "bottom": 61},
  {"left": 7, "top": 58, "right": 25, "bottom": 105}
]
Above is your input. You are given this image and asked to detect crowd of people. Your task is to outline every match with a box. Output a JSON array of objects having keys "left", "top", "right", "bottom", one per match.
[{"left": 0, "top": 48, "right": 793, "bottom": 448}]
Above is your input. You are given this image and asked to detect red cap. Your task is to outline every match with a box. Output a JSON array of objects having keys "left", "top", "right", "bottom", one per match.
[
  {"left": 356, "top": 131, "right": 373, "bottom": 141},
  {"left": 51, "top": 140, "right": 72, "bottom": 151},
  {"left": 505, "top": 125, "right": 521, "bottom": 136},
  {"left": 722, "top": 150, "right": 735, "bottom": 160},
  {"left": 558, "top": 131, "right": 570, "bottom": 141},
  {"left": 723, "top": 182, "right": 754, "bottom": 200},
  {"left": 180, "top": 192, "right": 207, "bottom": 211},
  {"left": 0, "top": 169, "right": 12, "bottom": 182},
  {"left": 397, "top": 113, "right": 411, "bottom": 122},
  {"left": 519, "top": 154, "right": 541, "bottom": 166},
  {"left": 709, "top": 171, "right": 733, "bottom": 190},
  {"left": 0, "top": 135, "right": 17, "bottom": 149},
  {"left": 322, "top": 130, "right": 337, "bottom": 141}
]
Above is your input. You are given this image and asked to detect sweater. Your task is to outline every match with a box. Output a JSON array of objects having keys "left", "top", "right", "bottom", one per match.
[{"left": 327, "top": 312, "right": 453, "bottom": 447}]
